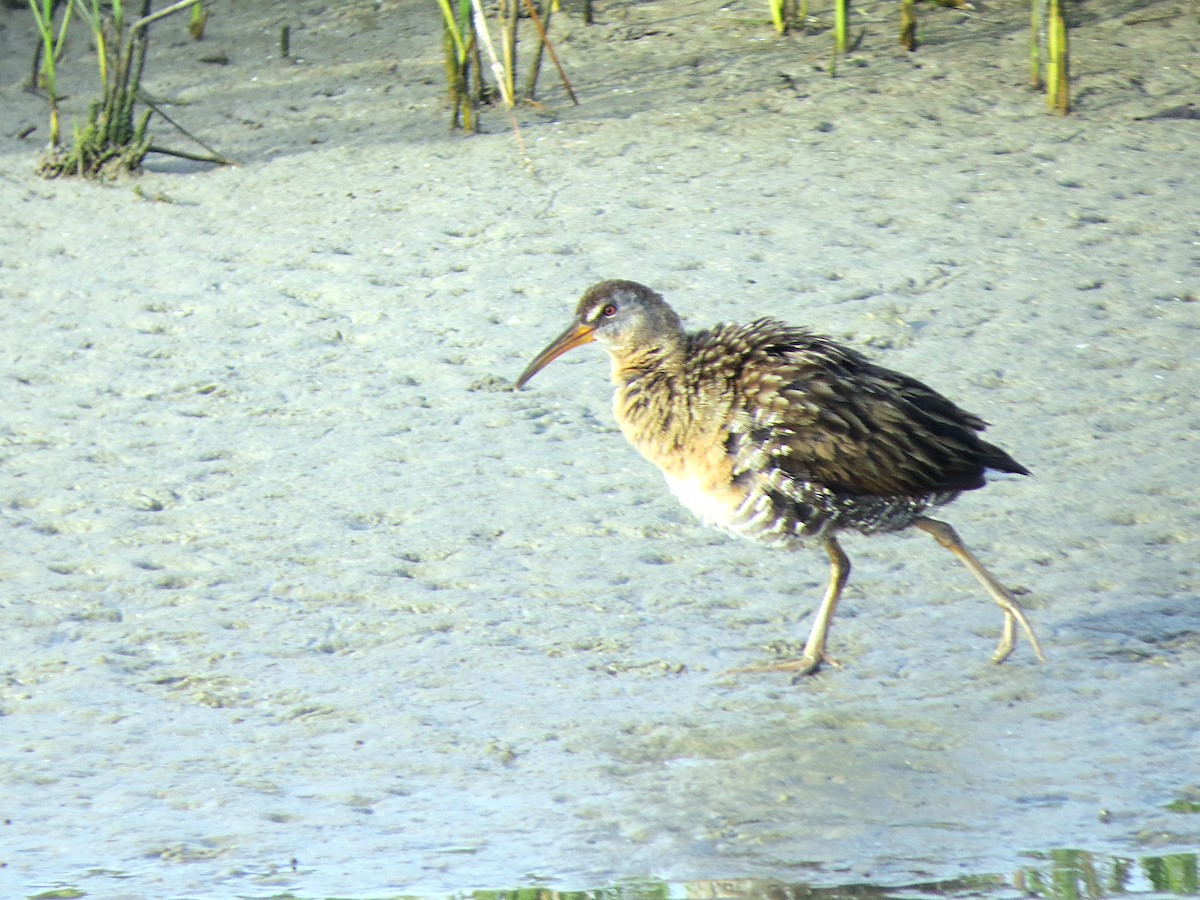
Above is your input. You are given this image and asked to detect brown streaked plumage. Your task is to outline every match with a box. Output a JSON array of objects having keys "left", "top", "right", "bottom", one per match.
[{"left": 515, "top": 279, "right": 1046, "bottom": 676}]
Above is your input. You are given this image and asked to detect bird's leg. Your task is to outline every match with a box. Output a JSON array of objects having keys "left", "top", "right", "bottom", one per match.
[
  {"left": 912, "top": 516, "right": 1046, "bottom": 664},
  {"left": 729, "top": 535, "right": 850, "bottom": 678},
  {"left": 793, "top": 535, "right": 851, "bottom": 675}
]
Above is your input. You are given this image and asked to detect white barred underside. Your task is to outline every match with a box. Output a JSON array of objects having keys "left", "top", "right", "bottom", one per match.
[{"left": 665, "top": 467, "right": 957, "bottom": 548}]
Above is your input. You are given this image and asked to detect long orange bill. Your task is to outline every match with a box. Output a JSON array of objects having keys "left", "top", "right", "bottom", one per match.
[{"left": 514, "top": 322, "right": 595, "bottom": 389}]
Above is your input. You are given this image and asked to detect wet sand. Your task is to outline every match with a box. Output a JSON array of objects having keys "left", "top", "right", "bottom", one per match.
[{"left": 1, "top": 0, "right": 1198, "bottom": 896}]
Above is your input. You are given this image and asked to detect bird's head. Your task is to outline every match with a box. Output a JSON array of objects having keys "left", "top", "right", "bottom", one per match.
[{"left": 515, "top": 280, "right": 684, "bottom": 388}]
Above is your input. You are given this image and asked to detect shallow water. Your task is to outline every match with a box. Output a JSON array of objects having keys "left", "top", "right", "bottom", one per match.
[{"left": 14, "top": 850, "right": 1200, "bottom": 900}]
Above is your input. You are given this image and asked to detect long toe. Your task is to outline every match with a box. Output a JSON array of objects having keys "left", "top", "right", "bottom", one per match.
[
  {"left": 990, "top": 610, "right": 1018, "bottom": 663},
  {"left": 725, "top": 651, "right": 842, "bottom": 678}
]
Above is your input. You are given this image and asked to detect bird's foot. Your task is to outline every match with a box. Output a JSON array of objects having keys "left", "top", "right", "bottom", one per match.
[
  {"left": 724, "top": 651, "right": 843, "bottom": 680},
  {"left": 991, "top": 607, "right": 1047, "bottom": 665},
  {"left": 990, "top": 611, "right": 1018, "bottom": 664}
]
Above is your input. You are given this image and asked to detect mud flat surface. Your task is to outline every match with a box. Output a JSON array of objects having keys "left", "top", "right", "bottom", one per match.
[{"left": 0, "top": 0, "right": 1198, "bottom": 897}]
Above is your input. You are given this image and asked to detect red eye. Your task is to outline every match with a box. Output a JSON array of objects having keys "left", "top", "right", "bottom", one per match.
[{"left": 601, "top": 304, "right": 618, "bottom": 317}]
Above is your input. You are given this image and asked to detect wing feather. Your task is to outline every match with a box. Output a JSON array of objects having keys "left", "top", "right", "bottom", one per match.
[{"left": 692, "top": 319, "right": 1027, "bottom": 500}]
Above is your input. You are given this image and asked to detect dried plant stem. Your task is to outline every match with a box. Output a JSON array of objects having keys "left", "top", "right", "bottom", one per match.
[
  {"left": 139, "top": 92, "right": 233, "bottom": 165},
  {"left": 1029, "top": 0, "right": 1042, "bottom": 88},
  {"left": 130, "top": 0, "right": 199, "bottom": 31},
  {"left": 471, "top": 0, "right": 513, "bottom": 107},
  {"left": 470, "top": 0, "right": 531, "bottom": 170},
  {"left": 521, "top": 0, "right": 578, "bottom": 104},
  {"left": 441, "top": 0, "right": 575, "bottom": 138}
]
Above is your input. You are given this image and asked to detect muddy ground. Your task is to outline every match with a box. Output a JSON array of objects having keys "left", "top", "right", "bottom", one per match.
[{"left": 0, "top": 0, "right": 1198, "bottom": 897}]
